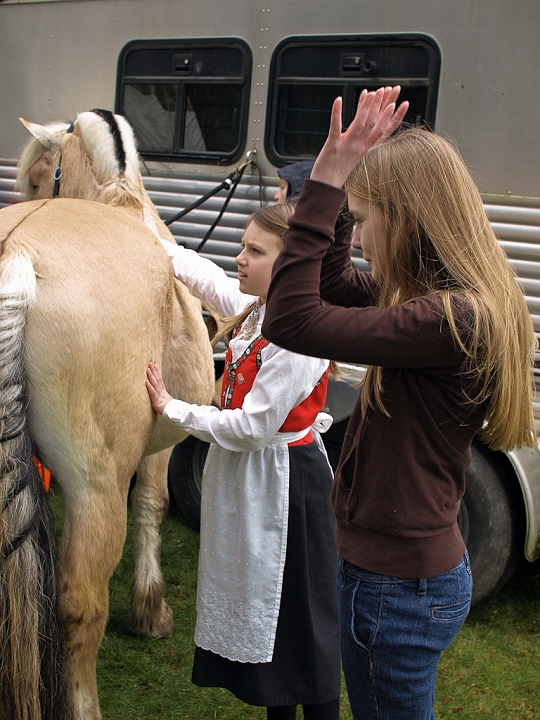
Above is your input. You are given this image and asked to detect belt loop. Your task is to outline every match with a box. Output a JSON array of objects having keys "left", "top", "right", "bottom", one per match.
[{"left": 417, "top": 578, "right": 427, "bottom": 595}]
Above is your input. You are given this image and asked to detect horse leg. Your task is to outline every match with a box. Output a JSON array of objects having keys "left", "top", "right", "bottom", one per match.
[
  {"left": 59, "top": 481, "right": 129, "bottom": 720},
  {"left": 129, "top": 448, "right": 174, "bottom": 637}
]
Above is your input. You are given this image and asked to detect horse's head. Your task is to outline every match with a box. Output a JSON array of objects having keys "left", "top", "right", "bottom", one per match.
[
  {"left": 16, "top": 110, "right": 144, "bottom": 209},
  {"left": 17, "top": 119, "right": 70, "bottom": 199}
]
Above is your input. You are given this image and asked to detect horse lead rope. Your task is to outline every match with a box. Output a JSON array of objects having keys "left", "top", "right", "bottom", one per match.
[
  {"left": 164, "top": 151, "right": 258, "bottom": 254},
  {"left": 194, "top": 157, "right": 253, "bottom": 253}
]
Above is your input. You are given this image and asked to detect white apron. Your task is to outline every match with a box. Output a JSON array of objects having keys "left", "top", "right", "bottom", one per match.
[{"left": 194, "top": 418, "right": 331, "bottom": 663}]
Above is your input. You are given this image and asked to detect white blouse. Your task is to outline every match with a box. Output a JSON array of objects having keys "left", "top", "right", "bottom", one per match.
[{"left": 160, "top": 240, "right": 330, "bottom": 662}]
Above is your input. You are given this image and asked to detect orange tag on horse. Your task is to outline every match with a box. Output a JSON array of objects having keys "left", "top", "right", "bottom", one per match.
[{"left": 33, "top": 456, "right": 51, "bottom": 492}]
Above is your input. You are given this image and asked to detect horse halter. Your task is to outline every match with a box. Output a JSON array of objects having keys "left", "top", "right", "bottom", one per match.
[{"left": 51, "top": 121, "right": 75, "bottom": 198}]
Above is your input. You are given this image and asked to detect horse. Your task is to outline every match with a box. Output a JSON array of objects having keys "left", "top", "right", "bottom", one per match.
[{"left": 0, "top": 110, "right": 215, "bottom": 720}]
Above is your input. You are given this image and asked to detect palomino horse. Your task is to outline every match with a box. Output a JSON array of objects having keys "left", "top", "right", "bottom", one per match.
[{"left": 0, "top": 110, "right": 215, "bottom": 720}]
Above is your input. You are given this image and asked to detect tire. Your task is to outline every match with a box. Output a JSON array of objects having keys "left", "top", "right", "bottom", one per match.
[
  {"left": 167, "top": 435, "right": 209, "bottom": 531},
  {"left": 459, "top": 441, "right": 524, "bottom": 604}
]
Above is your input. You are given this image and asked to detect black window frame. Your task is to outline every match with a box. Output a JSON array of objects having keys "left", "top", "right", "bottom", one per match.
[
  {"left": 115, "top": 37, "right": 252, "bottom": 165},
  {"left": 265, "top": 33, "right": 441, "bottom": 167}
]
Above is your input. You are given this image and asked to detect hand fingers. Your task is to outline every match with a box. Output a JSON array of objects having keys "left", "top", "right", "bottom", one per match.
[
  {"left": 327, "top": 96, "right": 344, "bottom": 143},
  {"left": 347, "top": 90, "right": 377, "bottom": 140},
  {"left": 311, "top": 85, "right": 407, "bottom": 189},
  {"left": 380, "top": 86, "right": 393, "bottom": 109},
  {"left": 353, "top": 85, "right": 402, "bottom": 131},
  {"left": 364, "top": 102, "right": 397, "bottom": 148},
  {"left": 364, "top": 87, "right": 387, "bottom": 134},
  {"left": 380, "top": 85, "right": 401, "bottom": 110},
  {"left": 388, "top": 99, "right": 409, "bottom": 130},
  {"left": 371, "top": 99, "right": 410, "bottom": 147},
  {"left": 329, "top": 85, "right": 403, "bottom": 147},
  {"left": 146, "top": 363, "right": 163, "bottom": 388}
]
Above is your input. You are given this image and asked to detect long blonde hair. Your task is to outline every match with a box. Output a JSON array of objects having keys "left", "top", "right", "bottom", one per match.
[{"left": 346, "top": 127, "right": 536, "bottom": 451}]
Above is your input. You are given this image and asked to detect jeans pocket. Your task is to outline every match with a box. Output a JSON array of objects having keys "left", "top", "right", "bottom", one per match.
[
  {"left": 431, "top": 598, "right": 471, "bottom": 623},
  {"left": 348, "top": 580, "right": 382, "bottom": 650}
]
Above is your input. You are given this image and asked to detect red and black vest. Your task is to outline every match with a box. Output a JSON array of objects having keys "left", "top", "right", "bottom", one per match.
[{"left": 221, "top": 330, "right": 329, "bottom": 446}]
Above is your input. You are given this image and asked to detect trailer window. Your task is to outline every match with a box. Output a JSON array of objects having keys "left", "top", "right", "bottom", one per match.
[
  {"left": 116, "top": 39, "right": 251, "bottom": 165},
  {"left": 266, "top": 34, "right": 441, "bottom": 166},
  {"left": 275, "top": 84, "right": 342, "bottom": 157}
]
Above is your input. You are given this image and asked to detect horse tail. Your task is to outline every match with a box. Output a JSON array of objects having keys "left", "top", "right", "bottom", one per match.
[{"left": 0, "top": 255, "right": 73, "bottom": 720}]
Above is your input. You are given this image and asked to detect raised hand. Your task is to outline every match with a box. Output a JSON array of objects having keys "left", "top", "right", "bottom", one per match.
[{"left": 310, "top": 86, "right": 409, "bottom": 190}]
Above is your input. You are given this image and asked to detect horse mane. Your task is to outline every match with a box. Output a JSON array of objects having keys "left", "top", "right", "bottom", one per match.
[
  {"left": 76, "top": 111, "right": 146, "bottom": 209},
  {"left": 75, "top": 111, "right": 141, "bottom": 187}
]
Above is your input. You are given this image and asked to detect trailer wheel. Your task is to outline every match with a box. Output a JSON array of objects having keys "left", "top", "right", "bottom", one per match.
[
  {"left": 167, "top": 436, "right": 208, "bottom": 531},
  {"left": 459, "top": 442, "right": 524, "bottom": 604}
]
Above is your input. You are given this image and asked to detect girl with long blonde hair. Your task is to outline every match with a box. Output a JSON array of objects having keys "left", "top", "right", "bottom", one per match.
[
  {"left": 263, "top": 87, "right": 536, "bottom": 719},
  {"left": 146, "top": 202, "right": 342, "bottom": 720}
]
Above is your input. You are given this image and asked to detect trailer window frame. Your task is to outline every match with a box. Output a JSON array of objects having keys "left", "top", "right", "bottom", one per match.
[
  {"left": 116, "top": 37, "right": 252, "bottom": 165},
  {"left": 265, "top": 33, "right": 441, "bottom": 167}
]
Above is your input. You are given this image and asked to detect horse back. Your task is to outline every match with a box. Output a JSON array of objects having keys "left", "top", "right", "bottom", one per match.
[
  {"left": 0, "top": 198, "right": 175, "bottom": 477},
  {"left": 0, "top": 199, "right": 50, "bottom": 247}
]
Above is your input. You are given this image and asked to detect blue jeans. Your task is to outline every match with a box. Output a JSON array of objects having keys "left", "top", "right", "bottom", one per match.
[{"left": 338, "top": 552, "right": 472, "bottom": 720}]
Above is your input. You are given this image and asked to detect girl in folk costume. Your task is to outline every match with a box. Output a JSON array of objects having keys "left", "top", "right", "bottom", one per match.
[
  {"left": 263, "top": 87, "right": 537, "bottom": 719},
  {"left": 146, "top": 202, "right": 341, "bottom": 720}
]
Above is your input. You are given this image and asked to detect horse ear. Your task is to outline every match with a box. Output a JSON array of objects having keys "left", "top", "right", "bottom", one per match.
[{"left": 19, "top": 117, "right": 61, "bottom": 151}]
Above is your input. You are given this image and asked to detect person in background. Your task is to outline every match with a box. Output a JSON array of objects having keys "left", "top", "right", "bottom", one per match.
[
  {"left": 262, "top": 86, "right": 537, "bottom": 719},
  {"left": 274, "top": 160, "right": 315, "bottom": 203},
  {"left": 146, "top": 202, "right": 341, "bottom": 720}
]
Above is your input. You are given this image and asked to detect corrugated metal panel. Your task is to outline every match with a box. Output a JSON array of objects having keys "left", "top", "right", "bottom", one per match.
[
  {"left": 1, "top": 160, "right": 540, "bottom": 385},
  {"left": 484, "top": 206, "right": 540, "bottom": 342},
  {"left": 144, "top": 171, "right": 276, "bottom": 275},
  {"left": 2, "top": 161, "right": 540, "bottom": 277},
  {"left": 0, "top": 162, "right": 21, "bottom": 207}
]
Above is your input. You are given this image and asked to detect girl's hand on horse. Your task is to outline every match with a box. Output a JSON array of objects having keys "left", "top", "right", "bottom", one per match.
[
  {"left": 146, "top": 362, "right": 174, "bottom": 414},
  {"left": 310, "top": 85, "right": 409, "bottom": 190}
]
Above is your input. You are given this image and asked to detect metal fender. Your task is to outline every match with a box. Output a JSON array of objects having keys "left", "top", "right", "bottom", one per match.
[
  {"left": 506, "top": 444, "right": 540, "bottom": 562},
  {"left": 325, "top": 363, "right": 365, "bottom": 423}
]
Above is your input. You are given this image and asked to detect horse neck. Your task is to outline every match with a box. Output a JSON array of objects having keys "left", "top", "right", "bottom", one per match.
[
  {"left": 60, "top": 136, "right": 144, "bottom": 212},
  {"left": 139, "top": 184, "right": 176, "bottom": 243},
  {"left": 61, "top": 137, "right": 168, "bottom": 236},
  {"left": 61, "top": 139, "right": 104, "bottom": 202},
  {"left": 97, "top": 177, "right": 145, "bottom": 213}
]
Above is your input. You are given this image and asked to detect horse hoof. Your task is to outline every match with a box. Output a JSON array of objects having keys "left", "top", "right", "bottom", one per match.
[
  {"left": 152, "top": 621, "right": 175, "bottom": 639},
  {"left": 128, "top": 606, "right": 174, "bottom": 638},
  {"left": 129, "top": 619, "right": 175, "bottom": 638}
]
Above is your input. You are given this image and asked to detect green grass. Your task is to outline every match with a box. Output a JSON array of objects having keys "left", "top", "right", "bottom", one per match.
[
  {"left": 48, "top": 485, "right": 540, "bottom": 719},
  {"left": 435, "top": 564, "right": 540, "bottom": 720}
]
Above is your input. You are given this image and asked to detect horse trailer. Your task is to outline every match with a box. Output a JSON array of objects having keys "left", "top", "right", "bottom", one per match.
[{"left": 0, "top": 0, "right": 539, "bottom": 603}]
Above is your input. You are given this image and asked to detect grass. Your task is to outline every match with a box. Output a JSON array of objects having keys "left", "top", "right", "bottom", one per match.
[
  {"left": 48, "top": 485, "right": 540, "bottom": 719},
  {"left": 435, "top": 563, "right": 540, "bottom": 720}
]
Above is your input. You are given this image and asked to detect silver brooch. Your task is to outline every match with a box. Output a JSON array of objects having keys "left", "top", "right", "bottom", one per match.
[{"left": 240, "top": 301, "right": 260, "bottom": 339}]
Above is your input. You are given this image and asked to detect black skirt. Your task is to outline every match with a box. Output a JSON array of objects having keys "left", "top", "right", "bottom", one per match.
[{"left": 192, "top": 440, "right": 340, "bottom": 707}]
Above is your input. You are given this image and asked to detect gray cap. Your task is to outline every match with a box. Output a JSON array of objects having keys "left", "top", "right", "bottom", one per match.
[{"left": 277, "top": 160, "right": 315, "bottom": 199}]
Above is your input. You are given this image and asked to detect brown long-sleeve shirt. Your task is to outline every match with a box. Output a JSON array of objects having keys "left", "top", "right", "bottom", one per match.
[{"left": 263, "top": 179, "right": 487, "bottom": 578}]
